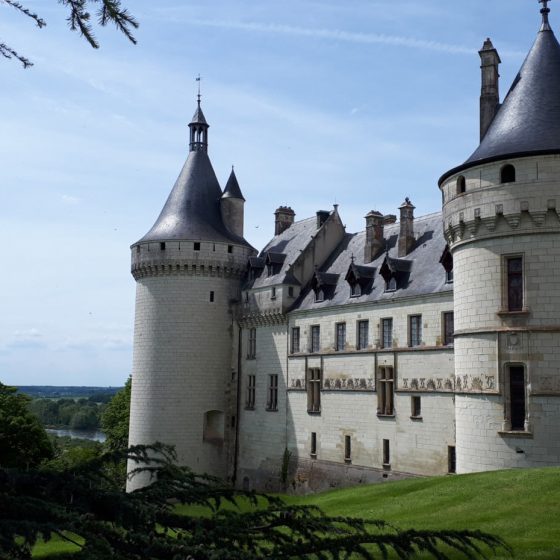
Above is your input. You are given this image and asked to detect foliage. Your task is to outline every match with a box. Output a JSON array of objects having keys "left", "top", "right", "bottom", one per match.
[
  {"left": 28, "top": 398, "right": 103, "bottom": 430},
  {"left": 0, "top": 444, "right": 509, "bottom": 560},
  {"left": 46, "top": 437, "right": 103, "bottom": 471},
  {"left": 17, "top": 387, "right": 120, "bottom": 400},
  {"left": 1, "top": 0, "right": 138, "bottom": 68},
  {"left": 0, "top": 382, "right": 53, "bottom": 469},
  {"left": 100, "top": 377, "right": 130, "bottom": 452}
]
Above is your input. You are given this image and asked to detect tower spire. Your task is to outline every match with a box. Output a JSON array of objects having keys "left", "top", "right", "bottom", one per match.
[
  {"left": 540, "top": 0, "right": 552, "bottom": 31},
  {"left": 189, "top": 76, "right": 209, "bottom": 152}
]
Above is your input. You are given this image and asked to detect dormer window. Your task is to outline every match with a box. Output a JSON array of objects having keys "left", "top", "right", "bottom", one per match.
[
  {"left": 380, "top": 254, "right": 411, "bottom": 292},
  {"left": 350, "top": 283, "right": 361, "bottom": 297},
  {"left": 386, "top": 277, "right": 397, "bottom": 292},
  {"left": 315, "top": 288, "right": 324, "bottom": 302},
  {"left": 440, "top": 245, "right": 454, "bottom": 284},
  {"left": 501, "top": 164, "right": 516, "bottom": 184}
]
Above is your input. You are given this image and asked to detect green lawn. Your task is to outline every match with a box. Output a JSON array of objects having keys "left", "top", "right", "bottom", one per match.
[{"left": 33, "top": 467, "right": 560, "bottom": 559}]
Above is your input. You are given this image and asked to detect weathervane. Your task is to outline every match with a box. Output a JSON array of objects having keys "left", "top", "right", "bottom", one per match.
[
  {"left": 540, "top": 0, "right": 552, "bottom": 30},
  {"left": 196, "top": 74, "right": 202, "bottom": 104}
]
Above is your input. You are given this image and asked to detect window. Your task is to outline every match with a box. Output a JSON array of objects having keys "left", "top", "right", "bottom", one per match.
[
  {"left": 335, "top": 323, "right": 346, "bottom": 351},
  {"left": 381, "top": 318, "right": 393, "bottom": 349},
  {"left": 350, "top": 283, "right": 361, "bottom": 297},
  {"left": 446, "top": 269, "right": 454, "bottom": 283},
  {"left": 271, "top": 287, "right": 276, "bottom": 300},
  {"left": 506, "top": 257, "right": 523, "bottom": 311},
  {"left": 386, "top": 277, "right": 397, "bottom": 292},
  {"left": 315, "top": 288, "right": 325, "bottom": 302},
  {"left": 357, "top": 320, "right": 369, "bottom": 350},
  {"left": 457, "top": 175, "right": 466, "bottom": 194},
  {"left": 377, "top": 367, "right": 394, "bottom": 416},
  {"left": 448, "top": 446, "right": 456, "bottom": 474},
  {"left": 194, "top": 242, "right": 201, "bottom": 251},
  {"left": 228, "top": 245, "right": 233, "bottom": 254},
  {"left": 344, "top": 435, "right": 352, "bottom": 463},
  {"left": 509, "top": 366, "right": 526, "bottom": 431},
  {"left": 443, "top": 312, "right": 454, "bottom": 346},
  {"left": 383, "top": 439, "right": 390, "bottom": 466},
  {"left": 248, "top": 328, "right": 256, "bottom": 359},
  {"left": 310, "top": 325, "right": 320, "bottom": 353},
  {"left": 310, "top": 432, "right": 317, "bottom": 457},
  {"left": 307, "top": 368, "right": 321, "bottom": 413},
  {"left": 501, "top": 164, "right": 516, "bottom": 184},
  {"left": 409, "top": 315, "right": 422, "bottom": 347},
  {"left": 160, "top": 242, "right": 166, "bottom": 251},
  {"left": 203, "top": 410, "right": 224, "bottom": 443},
  {"left": 136, "top": 245, "right": 140, "bottom": 254},
  {"left": 246, "top": 375, "right": 256, "bottom": 409},
  {"left": 411, "top": 396, "right": 421, "bottom": 418},
  {"left": 267, "top": 374, "right": 278, "bottom": 411},
  {"left": 291, "top": 327, "right": 300, "bottom": 354},
  {"left": 209, "top": 291, "right": 215, "bottom": 303},
  {"left": 288, "top": 286, "right": 294, "bottom": 297}
]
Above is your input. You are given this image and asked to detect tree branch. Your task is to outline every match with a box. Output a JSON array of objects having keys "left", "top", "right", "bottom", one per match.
[
  {"left": 0, "top": 41, "right": 33, "bottom": 67},
  {"left": 2, "top": 0, "right": 46, "bottom": 28},
  {"left": 97, "top": 0, "right": 138, "bottom": 45}
]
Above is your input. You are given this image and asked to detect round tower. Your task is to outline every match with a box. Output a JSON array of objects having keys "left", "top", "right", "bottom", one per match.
[
  {"left": 440, "top": 3, "right": 560, "bottom": 473},
  {"left": 127, "top": 99, "right": 254, "bottom": 490}
]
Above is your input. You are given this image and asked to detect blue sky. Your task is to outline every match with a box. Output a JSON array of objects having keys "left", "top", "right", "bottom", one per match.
[{"left": 0, "top": 0, "right": 546, "bottom": 386}]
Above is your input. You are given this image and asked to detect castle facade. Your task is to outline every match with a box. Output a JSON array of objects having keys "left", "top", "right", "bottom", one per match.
[{"left": 127, "top": 6, "right": 560, "bottom": 492}]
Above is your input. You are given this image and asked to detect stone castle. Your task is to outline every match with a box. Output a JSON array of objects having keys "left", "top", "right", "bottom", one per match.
[{"left": 127, "top": 4, "right": 560, "bottom": 492}]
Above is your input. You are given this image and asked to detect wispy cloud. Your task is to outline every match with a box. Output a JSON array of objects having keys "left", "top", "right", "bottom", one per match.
[
  {"left": 184, "top": 19, "right": 476, "bottom": 55},
  {"left": 61, "top": 194, "right": 80, "bottom": 205}
]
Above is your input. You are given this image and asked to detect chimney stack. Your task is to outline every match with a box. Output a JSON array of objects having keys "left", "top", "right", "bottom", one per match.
[
  {"left": 398, "top": 198, "right": 415, "bottom": 257},
  {"left": 316, "top": 210, "right": 330, "bottom": 229},
  {"left": 479, "top": 38, "right": 501, "bottom": 140},
  {"left": 274, "top": 206, "right": 295, "bottom": 235},
  {"left": 364, "top": 211, "right": 384, "bottom": 263}
]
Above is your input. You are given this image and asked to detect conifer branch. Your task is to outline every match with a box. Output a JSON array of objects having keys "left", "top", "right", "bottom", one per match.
[
  {"left": 0, "top": 41, "right": 33, "bottom": 67},
  {"left": 2, "top": 0, "right": 46, "bottom": 28}
]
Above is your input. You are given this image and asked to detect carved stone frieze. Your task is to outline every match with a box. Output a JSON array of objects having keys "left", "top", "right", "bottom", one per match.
[{"left": 400, "top": 376, "right": 454, "bottom": 392}]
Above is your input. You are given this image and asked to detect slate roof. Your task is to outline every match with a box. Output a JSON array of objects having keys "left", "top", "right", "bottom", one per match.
[
  {"left": 295, "top": 212, "right": 451, "bottom": 311},
  {"left": 248, "top": 216, "right": 320, "bottom": 288},
  {"left": 222, "top": 168, "right": 245, "bottom": 200},
  {"left": 136, "top": 149, "right": 252, "bottom": 247},
  {"left": 191, "top": 101, "right": 208, "bottom": 125},
  {"left": 440, "top": 24, "right": 560, "bottom": 184}
]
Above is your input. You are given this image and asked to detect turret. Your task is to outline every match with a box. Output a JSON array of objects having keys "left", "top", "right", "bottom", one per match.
[
  {"left": 479, "top": 38, "right": 501, "bottom": 140},
  {"left": 221, "top": 167, "right": 245, "bottom": 238}
]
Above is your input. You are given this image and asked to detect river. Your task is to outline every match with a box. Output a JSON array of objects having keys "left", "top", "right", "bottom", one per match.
[{"left": 46, "top": 428, "right": 106, "bottom": 443}]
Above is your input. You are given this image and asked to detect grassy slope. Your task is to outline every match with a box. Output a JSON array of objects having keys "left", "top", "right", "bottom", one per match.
[
  {"left": 286, "top": 467, "right": 560, "bottom": 559},
  {"left": 33, "top": 468, "right": 560, "bottom": 558}
]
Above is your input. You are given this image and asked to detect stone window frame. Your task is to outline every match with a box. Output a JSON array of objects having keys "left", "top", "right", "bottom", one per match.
[
  {"left": 500, "top": 163, "right": 516, "bottom": 184},
  {"left": 381, "top": 317, "right": 393, "bottom": 349},
  {"left": 408, "top": 314, "right": 422, "bottom": 347},
  {"left": 310, "top": 325, "right": 320, "bottom": 353},
  {"left": 306, "top": 367, "right": 322, "bottom": 414},
  {"left": 442, "top": 311, "right": 454, "bottom": 346},
  {"left": 310, "top": 432, "right": 317, "bottom": 458},
  {"left": 382, "top": 439, "right": 391, "bottom": 468},
  {"left": 290, "top": 327, "right": 300, "bottom": 354},
  {"left": 377, "top": 366, "right": 395, "bottom": 417},
  {"left": 245, "top": 375, "right": 256, "bottom": 410},
  {"left": 335, "top": 322, "right": 346, "bottom": 351},
  {"left": 456, "top": 175, "right": 466, "bottom": 195},
  {"left": 501, "top": 254, "right": 526, "bottom": 313},
  {"left": 344, "top": 435, "right": 352, "bottom": 464},
  {"left": 410, "top": 395, "right": 422, "bottom": 419},
  {"left": 500, "top": 362, "right": 530, "bottom": 435},
  {"left": 266, "top": 374, "right": 279, "bottom": 411},
  {"left": 247, "top": 327, "right": 257, "bottom": 359},
  {"left": 357, "top": 319, "right": 369, "bottom": 350}
]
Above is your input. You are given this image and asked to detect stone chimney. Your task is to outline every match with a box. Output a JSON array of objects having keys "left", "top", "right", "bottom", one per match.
[
  {"left": 398, "top": 198, "right": 415, "bottom": 257},
  {"left": 383, "top": 214, "right": 397, "bottom": 225},
  {"left": 479, "top": 38, "right": 501, "bottom": 140},
  {"left": 364, "top": 211, "right": 384, "bottom": 263},
  {"left": 274, "top": 206, "right": 295, "bottom": 235},
  {"left": 316, "top": 210, "right": 330, "bottom": 229}
]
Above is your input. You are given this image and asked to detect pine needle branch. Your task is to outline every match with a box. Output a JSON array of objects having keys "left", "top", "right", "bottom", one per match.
[
  {"left": 1, "top": 0, "right": 46, "bottom": 27},
  {"left": 0, "top": 41, "right": 33, "bottom": 67},
  {"left": 97, "top": 0, "right": 138, "bottom": 44}
]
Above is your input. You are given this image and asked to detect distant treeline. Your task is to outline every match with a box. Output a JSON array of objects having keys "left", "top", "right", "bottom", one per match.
[
  {"left": 28, "top": 398, "right": 106, "bottom": 430},
  {"left": 17, "top": 386, "right": 121, "bottom": 400}
]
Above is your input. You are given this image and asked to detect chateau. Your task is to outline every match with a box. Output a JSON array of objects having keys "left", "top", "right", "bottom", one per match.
[{"left": 127, "top": 4, "right": 560, "bottom": 492}]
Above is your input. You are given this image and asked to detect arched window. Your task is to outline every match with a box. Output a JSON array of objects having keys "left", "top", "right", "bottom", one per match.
[
  {"left": 501, "top": 164, "right": 516, "bottom": 184},
  {"left": 457, "top": 175, "right": 466, "bottom": 195}
]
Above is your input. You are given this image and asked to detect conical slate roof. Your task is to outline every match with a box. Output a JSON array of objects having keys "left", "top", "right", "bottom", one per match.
[
  {"left": 440, "top": 23, "right": 560, "bottom": 184},
  {"left": 137, "top": 150, "right": 250, "bottom": 246},
  {"left": 191, "top": 101, "right": 208, "bottom": 125},
  {"left": 222, "top": 168, "right": 245, "bottom": 200}
]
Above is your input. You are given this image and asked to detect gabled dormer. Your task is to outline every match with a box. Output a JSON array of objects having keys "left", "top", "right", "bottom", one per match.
[
  {"left": 380, "top": 253, "right": 412, "bottom": 292},
  {"left": 311, "top": 270, "right": 339, "bottom": 303},
  {"left": 344, "top": 262, "right": 375, "bottom": 297},
  {"left": 265, "top": 252, "right": 287, "bottom": 276},
  {"left": 439, "top": 245, "right": 454, "bottom": 283}
]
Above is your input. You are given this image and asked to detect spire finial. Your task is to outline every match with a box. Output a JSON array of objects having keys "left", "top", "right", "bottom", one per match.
[
  {"left": 540, "top": 0, "right": 552, "bottom": 31},
  {"left": 196, "top": 74, "right": 202, "bottom": 104}
]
